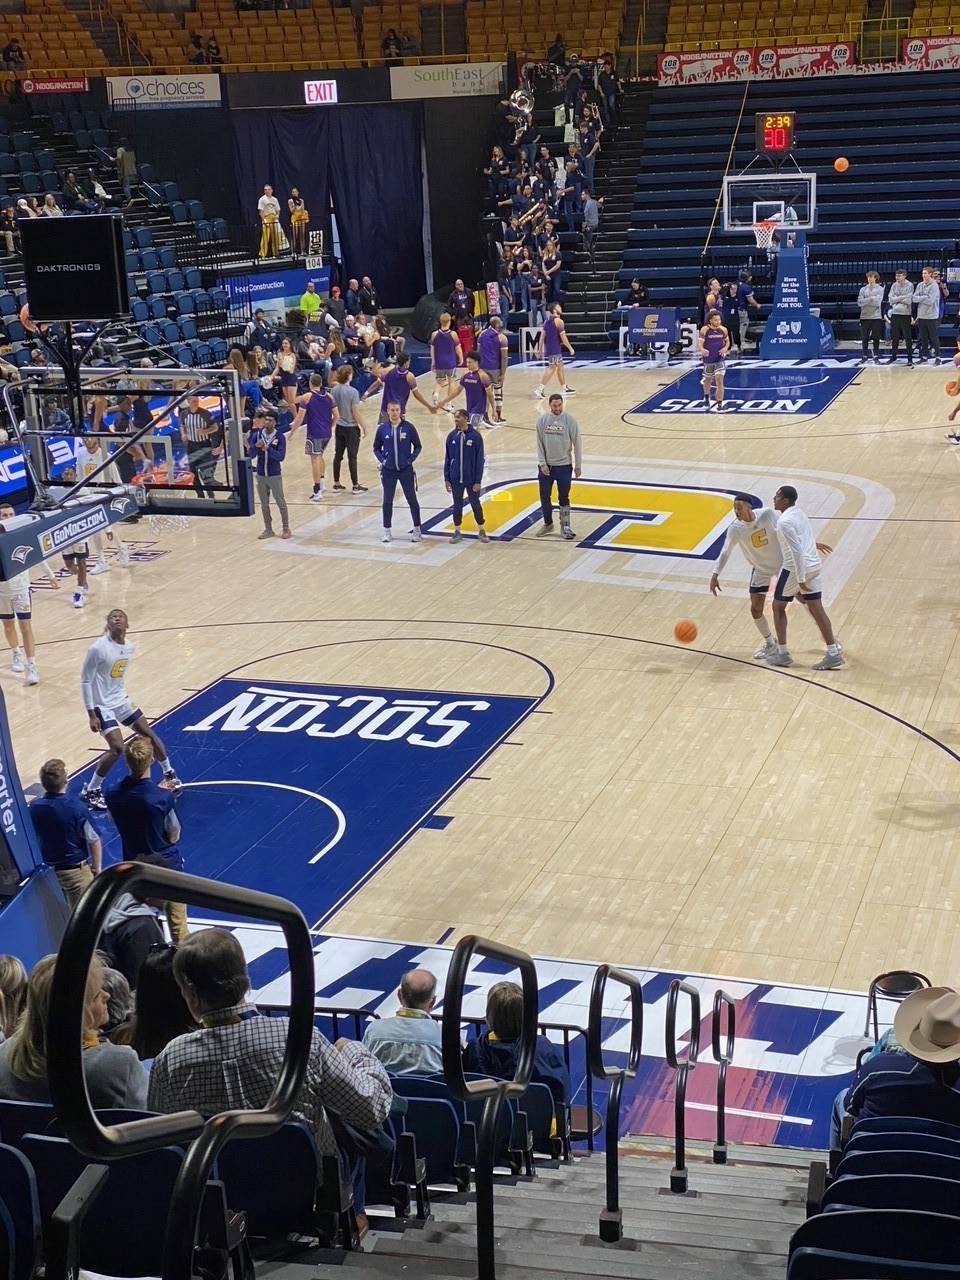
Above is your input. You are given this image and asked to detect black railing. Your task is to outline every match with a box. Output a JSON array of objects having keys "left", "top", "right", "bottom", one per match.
[
  {"left": 442, "top": 935, "right": 539, "bottom": 1280},
  {"left": 665, "top": 979, "right": 701, "bottom": 1194},
  {"left": 46, "top": 861, "right": 317, "bottom": 1280},
  {"left": 260, "top": 1002, "right": 380, "bottom": 1042},
  {"left": 711, "top": 990, "right": 735, "bottom": 1165},
  {"left": 587, "top": 964, "right": 643, "bottom": 1243}
]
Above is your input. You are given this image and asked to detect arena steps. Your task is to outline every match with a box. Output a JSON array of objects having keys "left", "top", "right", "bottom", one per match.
[{"left": 253, "top": 1136, "right": 809, "bottom": 1280}]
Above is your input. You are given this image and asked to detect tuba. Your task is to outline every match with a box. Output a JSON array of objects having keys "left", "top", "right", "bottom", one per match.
[{"left": 508, "top": 88, "right": 534, "bottom": 146}]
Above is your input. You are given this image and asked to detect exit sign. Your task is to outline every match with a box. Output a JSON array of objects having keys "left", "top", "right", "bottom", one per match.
[{"left": 304, "top": 79, "right": 338, "bottom": 104}]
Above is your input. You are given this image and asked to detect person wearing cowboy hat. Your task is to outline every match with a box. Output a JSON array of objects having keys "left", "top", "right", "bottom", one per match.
[{"left": 830, "top": 986, "right": 960, "bottom": 1147}]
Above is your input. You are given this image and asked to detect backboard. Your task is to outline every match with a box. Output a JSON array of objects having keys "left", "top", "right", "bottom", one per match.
[{"left": 722, "top": 173, "right": 816, "bottom": 232}]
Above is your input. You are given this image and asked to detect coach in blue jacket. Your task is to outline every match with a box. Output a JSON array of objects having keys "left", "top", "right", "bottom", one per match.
[
  {"left": 443, "top": 409, "right": 489, "bottom": 544},
  {"left": 373, "top": 400, "right": 422, "bottom": 544}
]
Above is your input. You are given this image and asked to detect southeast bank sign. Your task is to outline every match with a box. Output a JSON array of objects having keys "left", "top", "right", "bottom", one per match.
[
  {"left": 389, "top": 61, "right": 504, "bottom": 99},
  {"left": 106, "top": 73, "right": 222, "bottom": 109}
]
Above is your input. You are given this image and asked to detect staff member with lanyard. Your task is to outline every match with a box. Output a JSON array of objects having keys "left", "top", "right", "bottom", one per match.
[
  {"left": 247, "top": 406, "right": 292, "bottom": 540},
  {"left": 374, "top": 400, "right": 423, "bottom": 545},
  {"left": 105, "top": 737, "right": 188, "bottom": 942}
]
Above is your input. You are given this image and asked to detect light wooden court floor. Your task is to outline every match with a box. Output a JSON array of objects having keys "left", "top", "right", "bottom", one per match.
[{"left": 12, "top": 357, "right": 960, "bottom": 994}]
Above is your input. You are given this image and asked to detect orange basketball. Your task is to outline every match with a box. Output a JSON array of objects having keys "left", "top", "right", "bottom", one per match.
[
  {"left": 19, "top": 303, "right": 36, "bottom": 332},
  {"left": 946, "top": 381, "right": 960, "bottom": 397},
  {"left": 674, "top": 619, "right": 698, "bottom": 645},
  {"left": 834, "top": 156, "right": 849, "bottom": 173}
]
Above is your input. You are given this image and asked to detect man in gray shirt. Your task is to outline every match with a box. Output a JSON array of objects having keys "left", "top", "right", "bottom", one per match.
[
  {"left": 535, "top": 393, "right": 582, "bottom": 541},
  {"left": 886, "top": 270, "right": 915, "bottom": 366},
  {"left": 580, "top": 190, "right": 601, "bottom": 268},
  {"left": 913, "top": 266, "right": 941, "bottom": 363},
  {"left": 362, "top": 969, "right": 442, "bottom": 1075}
]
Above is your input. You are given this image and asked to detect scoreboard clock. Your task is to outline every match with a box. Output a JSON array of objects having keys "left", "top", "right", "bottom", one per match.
[{"left": 755, "top": 111, "right": 796, "bottom": 157}]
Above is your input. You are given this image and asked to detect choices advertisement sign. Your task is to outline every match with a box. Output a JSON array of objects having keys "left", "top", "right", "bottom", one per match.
[
  {"left": 390, "top": 61, "right": 504, "bottom": 99},
  {"left": 106, "top": 73, "right": 222, "bottom": 109},
  {"left": 657, "top": 42, "right": 855, "bottom": 84}
]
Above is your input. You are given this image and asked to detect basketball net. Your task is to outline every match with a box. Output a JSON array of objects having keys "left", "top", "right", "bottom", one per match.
[{"left": 752, "top": 220, "right": 777, "bottom": 250}]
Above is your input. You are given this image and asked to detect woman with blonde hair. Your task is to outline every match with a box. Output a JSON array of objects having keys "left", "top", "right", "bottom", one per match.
[
  {"left": 0, "top": 953, "right": 148, "bottom": 1105},
  {"left": 0, "top": 954, "right": 27, "bottom": 1040}
]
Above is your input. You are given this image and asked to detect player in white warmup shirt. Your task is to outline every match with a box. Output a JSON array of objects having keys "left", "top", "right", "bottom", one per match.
[
  {"left": 0, "top": 502, "right": 39, "bottom": 684},
  {"left": 710, "top": 493, "right": 833, "bottom": 662},
  {"left": 768, "top": 485, "right": 843, "bottom": 671},
  {"left": 76, "top": 433, "right": 131, "bottom": 574},
  {"left": 79, "top": 608, "right": 181, "bottom": 811}
]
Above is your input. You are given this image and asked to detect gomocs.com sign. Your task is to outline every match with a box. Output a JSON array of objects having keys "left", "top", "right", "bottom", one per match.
[
  {"left": 106, "top": 73, "right": 222, "bottom": 109},
  {"left": 304, "top": 79, "right": 338, "bottom": 104}
]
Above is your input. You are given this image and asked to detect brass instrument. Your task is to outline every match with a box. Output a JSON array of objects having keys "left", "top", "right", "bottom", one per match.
[
  {"left": 517, "top": 198, "right": 547, "bottom": 238},
  {"left": 508, "top": 88, "right": 534, "bottom": 146}
]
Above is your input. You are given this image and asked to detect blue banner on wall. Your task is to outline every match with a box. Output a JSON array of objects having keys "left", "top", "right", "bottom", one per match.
[
  {"left": 222, "top": 265, "right": 333, "bottom": 324},
  {"left": 760, "top": 235, "right": 833, "bottom": 359},
  {"left": 626, "top": 307, "right": 680, "bottom": 344},
  {"left": 0, "top": 686, "right": 42, "bottom": 898}
]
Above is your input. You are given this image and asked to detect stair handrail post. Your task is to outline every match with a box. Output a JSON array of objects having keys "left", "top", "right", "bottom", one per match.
[
  {"left": 440, "top": 2, "right": 445, "bottom": 60},
  {"left": 666, "top": 979, "right": 701, "bottom": 1194},
  {"left": 442, "top": 935, "right": 539, "bottom": 1280},
  {"left": 587, "top": 964, "right": 644, "bottom": 1243},
  {"left": 711, "top": 990, "right": 736, "bottom": 1164}
]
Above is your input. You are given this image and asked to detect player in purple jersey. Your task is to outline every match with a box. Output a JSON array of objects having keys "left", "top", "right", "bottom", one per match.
[
  {"left": 429, "top": 312, "right": 463, "bottom": 410},
  {"left": 534, "top": 302, "right": 575, "bottom": 399},
  {"left": 363, "top": 351, "right": 435, "bottom": 423},
  {"left": 440, "top": 353, "right": 495, "bottom": 428},
  {"left": 477, "top": 315, "right": 509, "bottom": 423},
  {"left": 697, "top": 311, "right": 731, "bottom": 412},
  {"left": 290, "top": 374, "right": 339, "bottom": 499}
]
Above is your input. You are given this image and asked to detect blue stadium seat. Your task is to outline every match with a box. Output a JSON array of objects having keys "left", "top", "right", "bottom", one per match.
[
  {"left": 138, "top": 162, "right": 156, "bottom": 185},
  {"left": 191, "top": 289, "right": 211, "bottom": 312},
  {"left": 209, "top": 338, "right": 228, "bottom": 363},
  {"left": 124, "top": 249, "right": 140, "bottom": 274},
  {"left": 195, "top": 219, "right": 213, "bottom": 241},
  {"left": 391, "top": 1075, "right": 514, "bottom": 1169},
  {"left": 208, "top": 286, "right": 228, "bottom": 310},
  {"left": 0, "top": 1144, "right": 40, "bottom": 1280},
  {"left": 161, "top": 181, "right": 179, "bottom": 203},
  {"left": 852, "top": 1117, "right": 960, "bottom": 1143},
  {"left": 187, "top": 199, "right": 204, "bottom": 221},
  {"left": 0, "top": 156, "right": 16, "bottom": 176},
  {"left": 34, "top": 149, "right": 54, "bottom": 170},
  {"left": 67, "top": 111, "right": 83, "bottom": 132},
  {"left": 837, "top": 1148, "right": 960, "bottom": 1181},
  {"left": 84, "top": 110, "right": 101, "bottom": 130},
  {"left": 0, "top": 117, "right": 10, "bottom": 134},
  {"left": 147, "top": 297, "right": 168, "bottom": 320},
  {"left": 400, "top": 1097, "right": 468, "bottom": 1188},
  {"left": 184, "top": 267, "right": 201, "bottom": 290},
  {"left": 15, "top": 154, "right": 36, "bottom": 173},
  {"left": 0, "top": 1101, "right": 55, "bottom": 1148},
  {"left": 823, "top": 1173, "right": 960, "bottom": 1215},
  {"left": 9, "top": 349, "right": 29, "bottom": 367},
  {"left": 140, "top": 248, "right": 160, "bottom": 272},
  {"left": 145, "top": 184, "right": 163, "bottom": 207},
  {"left": 91, "top": 129, "right": 109, "bottom": 150},
  {"left": 19, "top": 174, "right": 39, "bottom": 195},
  {"left": 10, "top": 134, "right": 31, "bottom": 153},
  {"left": 126, "top": 274, "right": 138, "bottom": 299},
  {"left": 130, "top": 299, "right": 149, "bottom": 324},
  {"left": 147, "top": 271, "right": 168, "bottom": 295},
  {"left": 174, "top": 293, "right": 195, "bottom": 316},
  {"left": 846, "top": 1130, "right": 960, "bottom": 1159},
  {"left": 73, "top": 130, "right": 91, "bottom": 151},
  {"left": 0, "top": 1201, "right": 12, "bottom": 1280},
  {"left": 169, "top": 202, "right": 188, "bottom": 223},
  {"left": 133, "top": 227, "right": 153, "bottom": 249},
  {"left": 0, "top": 294, "right": 18, "bottom": 318},
  {"left": 219, "top": 1121, "right": 323, "bottom": 1238},
  {"left": 39, "top": 171, "right": 59, "bottom": 192},
  {"left": 159, "top": 246, "right": 176, "bottom": 270},
  {"left": 172, "top": 343, "right": 194, "bottom": 366},
  {"left": 788, "top": 1209, "right": 960, "bottom": 1280},
  {"left": 0, "top": 178, "right": 7, "bottom": 197},
  {"left": 178, "top": 316, "right": 197, "bottom": 340},
  {"left": 162, "top": 320, "right": 181, "bottom": 345},
  {"left": 211, "top": 217, "right": 228, "bottom": 240},
  {"left": 191, "top": 340, "right": 213, "bottom": 365},
  {"left": 0, "top": 271, "right": 8, "bottom": 291},
  {"left": 166, "top": 269, "right": 185, "bottom": 292},
  {"left": 50, "top": 113, "right": 66, "bottom": 132},
  {"left": 140, "top": 322, "right": 164, "bottom": 347},
  {"left": 21, "top": 1133, "right": 188, "bottom": 1278},
  {"left": 6, "top": 321, "right": 26, "bottom": 343},
  {"left": 0, "top": 136, "right": 11, "bottom": 154}
]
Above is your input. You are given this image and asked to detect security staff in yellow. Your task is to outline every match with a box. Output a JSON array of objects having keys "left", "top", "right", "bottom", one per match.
[
  {"left": 709, "top": 496, "right": 831, "bottom": 662},
  {"left": 80, "top": 608, "right": 182, "bottom": 812}
]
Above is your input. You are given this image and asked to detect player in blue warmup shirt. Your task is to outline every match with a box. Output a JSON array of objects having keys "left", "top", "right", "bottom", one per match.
[
  {"left": 373, "top": 400, "right": 423, "bottom": 544},
  {"left": 698, "top": 311, "right": 731, "bottom": 412},
  {"left": 444, "top": 409, "right": 489, "bottom": 544}
]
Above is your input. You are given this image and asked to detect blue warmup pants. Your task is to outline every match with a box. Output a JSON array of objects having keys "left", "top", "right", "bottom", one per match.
[
  {"left": 381, "top": 466, "right": 420, "bottom": 529},
  {"left": 451, "top": 483, "right": 484, "bottom": 527},
  {"left": 539, "top": 463, "right": 572, "bottom": 523}
]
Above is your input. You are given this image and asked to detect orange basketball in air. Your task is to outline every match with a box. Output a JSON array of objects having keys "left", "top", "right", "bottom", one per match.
[
  {"left": 674, "top": 619, "right": 698, "bottom": 645},
  {"left": 833, "top": 156, "right": 849, "bottom": 173},
  {"left": 946, "top": 381, "right": 960, "bottom": 397},
  {"left": 19, "top": 303, "right": 37, "bottom": 332}
]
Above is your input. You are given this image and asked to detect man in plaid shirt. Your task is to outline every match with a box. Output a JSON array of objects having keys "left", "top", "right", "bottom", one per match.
[{"left": 148, "top": 930, "right": 392, "bottom": 1159}]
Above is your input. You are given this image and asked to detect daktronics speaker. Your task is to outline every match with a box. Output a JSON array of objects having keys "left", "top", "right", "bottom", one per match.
[{"left": 21, "top": 214, "right": 129, "bottom": 322}]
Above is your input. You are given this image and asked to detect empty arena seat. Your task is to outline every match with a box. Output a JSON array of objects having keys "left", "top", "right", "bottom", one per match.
[
  {"left": 187, "top": 198, "right": 204, "bottom": 221},
  {"left": 846, "top": 1130, "right": 960, "bottom": 1159},
  {"left": 138, "top": 161, "right": 156, "bottom": 185},
  {"left": 218, "top": 1120, "right": 324, "bottom": 1238},
  {"left": 400, "top": 1096, "right": 469, "bottom": 1188},
  {"left": 34, "top": 148, "right": 54, "bottom": 170},
  {"left": 210, "top": 217, "right": 228, "bottom": 240},
  {"left": 124, "top": 248, "right": 140, "bottom": 273},
  {"left": 166, "top": 268, "right": 185, "bottom": 292},
  {"left": 90, "top": 128, "right": 109, "bottom": 150},
  {"left": 140, "top": 248, "right": 160, "bottom": 272},
  {"left": 208, "top": 285, "right": 229, "bottom": 310},
  {"left": 0, "top": 156, "right": 16, "bottom": 176},
  {"left": 823, "top": 1173, "right": 960, "bottom": 1215},
  {"left": 209, "top": 338, "right": 228, "bottom": 363},
  {"left": 0, "top": 1101, "right": 55, "bottom": 1149},
  {"left": 169, "top": 201, "right": 188, "bottom": 223},
  {"left": 852, "top": 1117, "right": 960, "bottom": 1142},
  {"left": 147, "top": 271, "right": 168, "bottom": 295},
  {"left": 788, "top": 1209, "right": 960, "bottom": 1280},
  {"left": 194, "top": 218, "right": 213, "bottom": 241},
  {"left": 73, "top": 129, "right": 91, "bottom": 150},
  {"left": 174, "top": 293, "right": 195, "bottom": 316},
  {"left": 159, "top": 246, "right": 177, "bottom": 270},
  {"left": 130, "top": 298, "right": 149, "bottom": 323},
  {"left": 172, "top": 342, "right": 194, "bottom": 366},
  {"left": 184, "top": 267, "right": 202, "bottom": 290},
  {"left": 0, "top": 293, "right": 19, "bottom": 318},
  {"left": 0, "top": 1143, "right": 40, "bottom": 1280},
  {"left": 148, "top": 297, "right": 168, "bottom": 320},
  {"left": 161, "top": 320, "right": 181, "bottom": 344},
  {"left": 10, "top": 134, "right": 31, "bottom": 153},
  {"left": 39, "top": 171, "right": 59, "bottom": 191},
  {"left": 190, "top": 340, "right": 213, "bottom": 365},
  {"left": 133, "top": 226, "right": 153, "bottom": 249},
  {"left": 161, "top": 181, "right": 179, "bottom": 203},
  {"left": 19, "top": 174, "right": 39, "bottom": 195},
  {"left": 6, "top": 321, "right": 26, "bottom": 344},
  {"left": 140, "top": 321, "right": 164, "bottom": 346},
  {"left": 15, "top": 154, "right": 36, "bottom": 174},
  {"left": 837, "top": 1148, "right": 960, "bottom": 1181},
  {"left": 0, "top": 136, "right": 10, "bottom": 154},
  {"left": 178, "top": 316, "right": 197, "bottom": 340}
]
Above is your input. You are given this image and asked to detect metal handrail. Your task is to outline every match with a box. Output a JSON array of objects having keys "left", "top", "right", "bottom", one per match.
[
  {"left": 586, "top": 964, "right": 643, "bottom": 1243},
  {"left": 711, "top": 990, "right": 735, "bottom": 1165},
  {"left": 46, "top": 861, "right": 316, "bottom": 1280},
  {"left": 259, "top": 1001, "right": 380, "bottom": 1042},
  {"left": 665, "top": 978, "right": 700, "bottom": 1194},
  {"left": 442, "top": 935, "right": 538, "bottom": 1280}
]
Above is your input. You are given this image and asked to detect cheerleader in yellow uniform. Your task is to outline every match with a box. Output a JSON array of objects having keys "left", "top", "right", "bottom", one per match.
[{"left": 288, "top": 186, "right": 309, "bottom": 258}]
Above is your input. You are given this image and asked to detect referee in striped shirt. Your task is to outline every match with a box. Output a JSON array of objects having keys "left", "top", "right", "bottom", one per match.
[{"left": 179, "top": 395, "right": 220, "bottom": 497}]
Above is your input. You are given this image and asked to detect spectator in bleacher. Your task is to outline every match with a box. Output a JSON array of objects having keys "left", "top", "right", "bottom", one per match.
[
  {"left": 323, "top": 284, "right": 346, "bottom": 331},
  {"left": 29, "top": 758, "right": 102, "bottom": 911},
  {"left": 2, "top": 39, "right": 26, "bottom": 70},
  {"left": 463, "top": 981, "right": 570, "bottom": 1106},
  {"left": 359, "top": 276, "right": 380, "bottom": 315},
  {"left": 63, "top": 173, "right": 97, "bottom": 216},
  {"left": 399, "top": 30, "right": 418, "bottom": 56},
  {"left": 563, "top": 55, "right": 583, "bottom": 124},
  {"left": 111, "top": 942, "right": 197, "bottom": 1062},
  {"left": 41, "top": 193, "right": 63, "bottom": 219},
  {"left": 248, "top": 405, "right": 292, "bottom": 540},
  {"left": 0, "top": 204, "right": 18, "bottom": 255},
  {"left": 101, "top": 966, "right": 134, "bottom": 1039},
  {"left": 447, "top": 279, "right": 474, "bottom": 325},
  {"left": 345, "top": 278, "right": 362, "bottom": 317},
  {"left": 205, "top": 35, "right": 222, "bottom": 65},
  {"left": 857, "top": 271, "right": 885, "bottom": 363},
  {"left": 79, "top": 169, "right": 110, "bottom": 212},
  {"left": 115, "top": 141, "right": 137, "bottom": 205},
  {"left": 830, "top": 987, "right": 960, "bottom": 1147},
  {"left": 188, "top": 34, "right": 206, "bottom": 64},
  {"left": 362, "top": 969, "right": 443, "bottom": 1074},
  {"left": 914, "top": 266, "right": 942, "bottom": 364},
  {"left": 14, "top": 198, "right": 33, "bottom": 221},
  {"left": 257, "top": 184, "right": 282, "bottom": 259},
  {"left": 300, "top": 280, "right": 322, "bottom": 321},
  {"left": 99, "top": 891, "right": 165, "bottom": 988},
  {"left": 887, "top": 269, "right": 914, "bottom": 366},
  {"left": 148, "top": 929, "right": 393, "bottom": 1170},
  {"left": 597, "top": 58, "right": 619, "bottom": 127},
  {"left": 559, "top": 160, "right": 584, "bottom": 230},
  {"left": 484, "top": 144, "right": 509, "bottom": 210},
  {"left": 578, "top": 120, "right": 600, "bottom": 193},
  {"left": 581, "top": 190, "right": 601, "bottom": 268},
  {"left": 541, "top": 240, "right": 561, "bottom": 304},
  {"left": 547, "top": 33, "right": 566, "bottom": 66},
  {"left": 381, "top": 27, "right": 401, "bottom": 58},
  {"left": 0, "top": 954, "right": 27, "bottom": 1042},
  {"left": 243, "top": 308, "right": 276, "bottom": 353},
  {"left": 0, "top": 953, "right": 148, "bottom": 1107}
]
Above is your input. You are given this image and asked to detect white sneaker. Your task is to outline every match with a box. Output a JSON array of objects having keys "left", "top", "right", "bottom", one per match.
[
  {"left": 25, "top": 660, "right": 39, "bottom": 686},
  {"left": 381, "top": 529, "right": 392, "bottom": 543},
  {"left": 309, "top": 490, "right": 323, "bottom": 502},
  {"left": 753, "top": 639, "right": 777, "bottom": 660},
  {"left": 72, "top": 591, "right": 86, "bottom": 609},
  {"left": 766, "top": 650, "right": 793, "bottom": 667},
  {"left": 89, "top": 558, "right": 110, "bottom": 575},
  {"left": 534, "top": 386, "right": 544, "bottom": 398},
  {"left": 317, "top": 482, "right": 326, "bottom": 496},
  {"left": 410, "top": 528, "right": 422, "bottom": 543},
  {"left": 117, "top": 545, "right": 131, "bottom": 567},
  {"left": 10, "top": 649, "right": 23, "bottom": 673}
]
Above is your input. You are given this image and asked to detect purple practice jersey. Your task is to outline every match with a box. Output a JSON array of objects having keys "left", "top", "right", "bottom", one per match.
[{"left": 432, "top": 328, "right": 459, "bottom": 371}]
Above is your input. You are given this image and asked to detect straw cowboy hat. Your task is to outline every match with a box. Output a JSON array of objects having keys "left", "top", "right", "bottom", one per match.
[{"left": 894, "top": 987, "right": 960, "bottom": 1064}]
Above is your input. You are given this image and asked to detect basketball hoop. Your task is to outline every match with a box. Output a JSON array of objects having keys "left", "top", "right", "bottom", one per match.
[{"left": 752, "top": 220, "right": 777, "bottom": 249}]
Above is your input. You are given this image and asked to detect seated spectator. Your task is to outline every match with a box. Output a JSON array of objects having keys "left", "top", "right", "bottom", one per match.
[
  {"left": 188, "top": 34, "right": 206, "bottom": 64},
  {"left": 15, "top": 197, "right": 34, "bottom": 220},
  {"left": 78, "top": 169, "right": 109, "bottom": 211},
  {"left": 29, "top": 758, "right": 102, "bottom": 911},
  {"left": 462, "top": 980, "right": 570, "bottom": 1106},
  {"left": 363, "top": 970, "right": 442, "bottom": 1074},
  {"left": 381, "top": 27, "right": 401, "bottom": 58},
  {"left": 111, "top": 942, "right": 197, "bottom": 1063},
  {"left": 99, "top": 891, "right": 165, "bottom": 988},
  {"left": 41, "top": 193, "right": 63, "bottom": 218},
  {"left": 243, "top": 307, "right": 276, "bottom": 353},
  {"left": 63, "top": 173, "right": 97, "bottom": 216},
  {"left": 205, "top": 35, "right": 222, "bottom": 65},
  {"left": 101, "top": 966, "right": 134, "bottom": 1038},
  {"left": 628, "top": 277, "right": 649, "bottom": 307},
  {"left": 148, "top": 930, "right": 392, "bottom": 1192},
  {"left": 0, "top": 954, "right": 27, "bottom": 1041},
  {"left": 831, "top": 986, "right": 960, "bottom": 1147},
  {"left": 0, "top": 204, "right": 18, "bottom": 254},
  {"left": 2, "top": 39, "right": 26, "bottom": 70},
  {"left": 448, "top": 279, "right": 474, "bottom": 325},
  {"left": 399, "top": 30, "right": 418, "bottom": 56},
  {"left": 0, "top": 953, "right": 149, "bottom": 1106}
]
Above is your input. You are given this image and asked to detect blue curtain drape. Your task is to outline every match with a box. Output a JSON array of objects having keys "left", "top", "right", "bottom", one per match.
[{"left": 232, "top": 105, "right": 426, "bottom": 306}]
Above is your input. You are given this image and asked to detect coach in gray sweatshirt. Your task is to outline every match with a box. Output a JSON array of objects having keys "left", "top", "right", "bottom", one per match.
[
  {"left": 886, "top": 271, "right": 914, "bottom": 366},
  {"left": 913, "top": 267, "right": 941, "bottom": 362},
  {"left": 536, "top": 393, "right": 582, "bottom": 540}
]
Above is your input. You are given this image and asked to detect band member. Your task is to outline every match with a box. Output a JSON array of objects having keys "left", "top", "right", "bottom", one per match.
[
  {"left": 288, "top": 187, "right": 309, "bottom": 257},
  {"left": 258, "top": 184, "right": 281, "bottom": 259}
]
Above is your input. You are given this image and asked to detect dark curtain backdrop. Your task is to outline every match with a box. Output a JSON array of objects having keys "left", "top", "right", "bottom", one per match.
[
  {"left": 423, "top": 96, "right": 495, "bottom": 288},
  {"left": 232, "top": 104, "right": 426, "bottom": 306}
]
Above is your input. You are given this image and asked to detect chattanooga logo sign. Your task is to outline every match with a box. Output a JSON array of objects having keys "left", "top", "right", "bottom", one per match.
[
  {"left": 106, "top": 73, "right": 222, "bottom": 109},
  {"left": 38, "top": 505, "right": 109, "bottom": 555},
  {"left": 389, "top": 61, "right": 504, "bottom": 99}
]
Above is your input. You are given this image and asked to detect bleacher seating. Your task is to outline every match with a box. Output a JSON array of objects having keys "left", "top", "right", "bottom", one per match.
[
  {"left": 362, "top": 1, "right": 422, "bottom": 61},
  {"left": 909, "top": 1, "right": 958, "bottom": 36},
  {"left": 182, "top": 0, "right": 362, "bottom": 71},
  {"left": 465, "top": 0, "right": 623, "bottom": 60},
  {"left": 664, "top": 0, "right": 865, "bottom": 50},
  {"left": 0, "top": 0, "right": 109, "bottom": 76}
]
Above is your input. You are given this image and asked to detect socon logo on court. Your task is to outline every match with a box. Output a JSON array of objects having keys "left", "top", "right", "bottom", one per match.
[{"left": 628, "top": 365, "right": 860, "bottom": 416}]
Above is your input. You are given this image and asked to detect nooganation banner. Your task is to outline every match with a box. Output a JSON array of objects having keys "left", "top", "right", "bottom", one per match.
[{"left": 657, "top": 42, "right": 857, "bottom": 84}]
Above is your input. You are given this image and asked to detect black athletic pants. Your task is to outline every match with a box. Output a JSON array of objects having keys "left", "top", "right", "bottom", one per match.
[
  {"left": 451, "top": 483, "right": 484, "bottom": 527},
  {"left": 333, "top": 423, "right": 360, "bottom": 486},
  {"left": 916, "top": 317, "right": 940, "bottom": 360},
  {"left": 889, "top": 314, "right": 913, "bottom": 362},
  {"left": 859, "top": 318, "right": 883, "bottom": 358}
]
